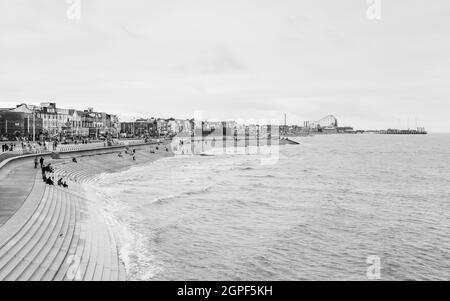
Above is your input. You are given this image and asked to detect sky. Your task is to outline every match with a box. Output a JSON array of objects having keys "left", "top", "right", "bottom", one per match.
[{"left": 0, "top": 0, "right": 449, "bottom": 131}]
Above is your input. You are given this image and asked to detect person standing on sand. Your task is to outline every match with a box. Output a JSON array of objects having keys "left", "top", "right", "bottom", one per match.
[
  {"left": 34, "top": 157, "right": 38, "bottom": 169},
  {"left": 39, "top": 157, "right": 44, "bottom": 168}
]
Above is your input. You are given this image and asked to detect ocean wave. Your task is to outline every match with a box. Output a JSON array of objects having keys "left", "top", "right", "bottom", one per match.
[
  {"left": 233, "top": 166, "right": 255, "bottom": 171},
  {"left": 148, "top": 184, "right": 215, "bottom": 206},
  {"left": 84, "top": 182, "right": 165, "bottom": 281},
  {"left": 242, "top": 174, "right": 275, "bottom": 179}
]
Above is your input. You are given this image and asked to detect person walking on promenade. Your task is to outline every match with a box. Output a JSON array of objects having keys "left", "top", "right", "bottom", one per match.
[
  {"left": 39, "top": 157, "right": 44, "bottom": 168},
  {"left": 34, "top": 157, "right": 38, "bottom": 169}
]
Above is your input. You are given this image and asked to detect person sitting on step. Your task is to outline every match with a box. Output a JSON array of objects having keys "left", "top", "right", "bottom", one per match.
[{"left": 46, "top": 177, "right": 54, "bottom": 186}]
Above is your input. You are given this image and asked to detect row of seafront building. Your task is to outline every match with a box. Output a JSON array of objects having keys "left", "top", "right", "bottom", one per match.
[
  {"left": 0, "top": 103, "right": 120, "bottom": 141},
  {"left": 0, "top": 102, "right": 198, "bottom": 141},
  {"left": 0, "top": 102, "right": 281, "bottom": 142}
]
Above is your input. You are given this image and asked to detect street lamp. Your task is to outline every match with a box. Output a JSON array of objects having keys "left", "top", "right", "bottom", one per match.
[{"left": 32, "top": 107, "right": 36, "bottom": 142}]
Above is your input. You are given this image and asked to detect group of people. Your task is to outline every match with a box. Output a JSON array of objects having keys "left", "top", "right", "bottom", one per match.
[
  {"left": 117, "top": 144, "right": 169, "bottom": 161},
  {"left": 2, "top": 141, "right": 47, "bottom": 154},
  {"left": 119, "top": 147, "right": 137, "bottom": 161},
  {"left": 36, "top": 156, "right": 69, "bottom": 189},
  {"left": 1, "top": 143, "right": 16, "bottom": 152},
  {"left": 120, "top": 143, "right": 171, "bottom": 159},
  {"left": 151, "top": 145, "right": 169, "bottom": 153}
]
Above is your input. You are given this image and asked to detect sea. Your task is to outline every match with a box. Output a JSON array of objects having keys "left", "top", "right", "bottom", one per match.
[{"left": 87, "top": 134, "right": 450, "bottom": 281}]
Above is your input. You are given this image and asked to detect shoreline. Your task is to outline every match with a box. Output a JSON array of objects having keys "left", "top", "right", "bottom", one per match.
[
  {"left": 60, "top": 143, "right": 175, "bottom": 280},
  {"left": 0, "top": 138, "right": 297, "bottom": 281}
]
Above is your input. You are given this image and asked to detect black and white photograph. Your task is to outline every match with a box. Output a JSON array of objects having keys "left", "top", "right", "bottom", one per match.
[{"left": 0, "top": 0, "right": 449, "bottom": 288}]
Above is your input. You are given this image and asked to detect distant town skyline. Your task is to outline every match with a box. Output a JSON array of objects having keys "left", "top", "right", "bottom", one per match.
[{"left": 1, "top": 0, "right": 450, "bottom": 132}]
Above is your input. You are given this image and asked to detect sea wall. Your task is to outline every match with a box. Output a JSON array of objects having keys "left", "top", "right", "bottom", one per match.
[{"left": 52, "top": 142, "right": 156, "bottom": 159}]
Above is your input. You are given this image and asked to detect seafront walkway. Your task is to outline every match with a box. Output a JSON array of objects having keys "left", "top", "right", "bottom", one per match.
[
  {"left": 0, "top": 159, "right": 38, "bottom": 226},
  {"left": 0, "top": 149, "right": 156, "bottom": 281},
  {"left": 55, "top": 139, "right": 148, "bottom": 153},
  {"left": 0, "top": 139, "right": 148, "bottom": 164},
  {"left": 0, "top": 175, "right": 126, "bottom": 280},
  {"left": 0, "top": 141, "right": 172, "bottom": 281},
  {"left": 0, "top": 149, "right": 46, "bottom": 165}
]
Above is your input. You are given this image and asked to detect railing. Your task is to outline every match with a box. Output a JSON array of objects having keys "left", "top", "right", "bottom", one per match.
[
  {"left": 56, "top": 142, "right": 106, "bottom": 152},
  {"left": 1, "top": 139, "right": 149, "bottom": 157},
  {"left": 55, "top": 139, "right": 148, "bottom": 152},
  {"left": 112, "top": 139, "right": 147, "bottom": 146},
  {"left": 1, "top": 145, "right": 49, "bottom": 155}
]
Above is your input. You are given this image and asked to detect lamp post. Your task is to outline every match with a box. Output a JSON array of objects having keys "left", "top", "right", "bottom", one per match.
[{"left": 33, "top": 108, "right": 36, "bottom": 142}]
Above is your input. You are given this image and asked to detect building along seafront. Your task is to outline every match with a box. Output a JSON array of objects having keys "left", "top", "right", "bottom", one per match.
[{"left": 0, "top": 103, "right": 120, "bottom": 141}]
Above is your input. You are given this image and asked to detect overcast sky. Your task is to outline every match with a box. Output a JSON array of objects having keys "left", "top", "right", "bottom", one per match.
[{"left": 0, "top": 0, "right": 449, "bottom": 131}]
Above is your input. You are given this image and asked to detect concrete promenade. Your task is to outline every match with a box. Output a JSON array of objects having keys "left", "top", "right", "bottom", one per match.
[
  {"left": 0, "top": 158, "right": 39, "bottom": 226},
  {"left": 0, "top": 140, "right": 169, "bottom": 281}
]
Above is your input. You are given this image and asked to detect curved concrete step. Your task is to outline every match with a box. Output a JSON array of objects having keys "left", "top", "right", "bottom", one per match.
[
  {"left": 2, "top": 188, "right": 67, "bottom": 281},
  {"left": 91, "top": 222, "right": 106, "bottom": 281},
  {"left": 17, "top": 188, "right": 73, "bottom": 281},
  {"left": 53, "top": 165, "right": 99, "bottom": 184},
  {"left": 53, "top": 194, "right": 82, "bottom": 281},
  {"left": 82, "top": 219, "right": 98, "bottom": 281},
  {"left": 0, "top": 187, "right": 62, "bottom": 280},
  {"left": 0, "top": 174, "right": 127, "bottom": 281},
  {"left": 107, "top": 224, "right": 120, "bottom": 281},
  {"left": 0, "top": 172, "right": 46, "bottom": 250},
  {"left": 38, "top": 191, "right": 77, "bottom": 281},
  {"left": 68, "top": 208, "right": 90, "bottom": 281},
  {"left": 0, "top": 183, "right": 49, "bottom": 259},
  {"left": 0, "top": 186, "right": 55, "bottom": 274}
]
